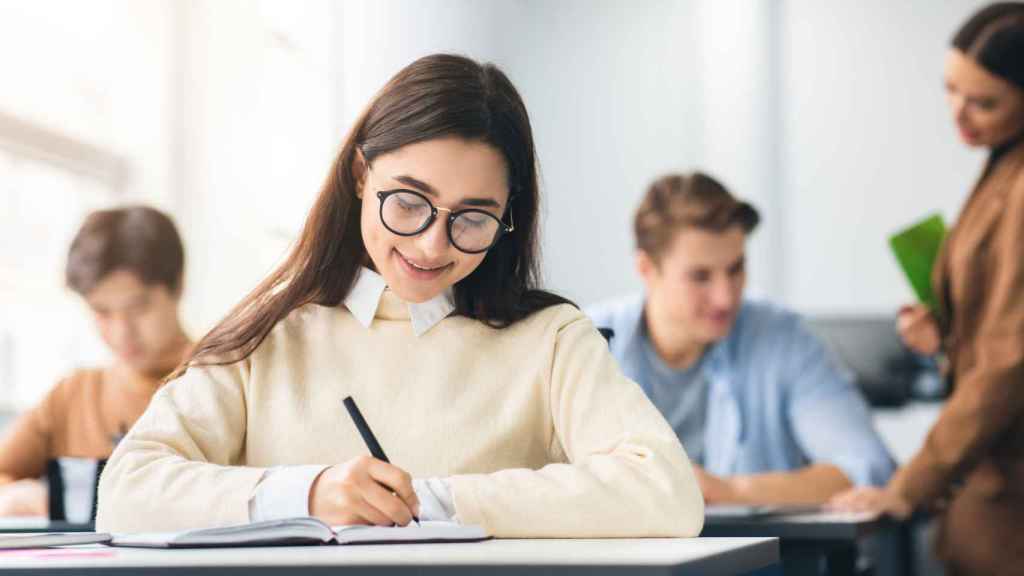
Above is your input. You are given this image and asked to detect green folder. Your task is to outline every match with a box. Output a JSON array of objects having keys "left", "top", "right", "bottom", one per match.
[{"left": 889, "top": 213, "right": 947, "bottom": 310}]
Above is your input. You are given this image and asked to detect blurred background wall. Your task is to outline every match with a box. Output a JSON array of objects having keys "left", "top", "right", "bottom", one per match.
[{"left": 0, "top": 0, "right": 990, "bottom": 410}]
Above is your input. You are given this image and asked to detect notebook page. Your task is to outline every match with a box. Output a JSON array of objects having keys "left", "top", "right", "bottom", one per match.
[
  {"left": 331, "top": 521, "right": 489, "bottom": 544},
  {"left": 0, "top": 532, "right": 112, "bottom": 550},
  {"left": 111, "top": 517, "right": 333, "bottom": 548}
]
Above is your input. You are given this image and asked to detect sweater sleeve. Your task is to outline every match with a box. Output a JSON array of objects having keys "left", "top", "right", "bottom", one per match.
[
  {"left": 446, "top": 314, "right": 705, "bottom": 538},
  {"left": 891, "top": 172, "right": 1024, "bottom": 508},
  {"left": 95, "top": 361, "right": 266, "bottom": 532}
]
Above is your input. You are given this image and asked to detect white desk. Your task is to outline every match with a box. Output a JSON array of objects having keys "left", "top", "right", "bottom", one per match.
[{"left": 0, "top": 537, "right": 778, "bottom": 575}]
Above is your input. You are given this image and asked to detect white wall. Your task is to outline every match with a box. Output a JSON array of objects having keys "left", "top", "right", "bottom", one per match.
[
  {"left": 691, "top": 0, "right": 781, "bottom": 301},
  {"left": 506, "top": 1, "right": 701, "bottom": 305},
  {"left": 779, "top": 0, "right": 991, "bottom": 315},
  {"left": 177, "top": 0, "right": 335, "bottom": 333},
  {"left": 0, "top": 0, "right": 178, "bottom": 207},
  {"left": 334, "top": 1, "right": 508, "bottom": 131}
]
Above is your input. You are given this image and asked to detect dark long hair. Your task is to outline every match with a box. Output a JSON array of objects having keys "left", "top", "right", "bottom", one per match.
[
  {"left": 174, "top": 54, "right": 572, "bottom": 377},
  {"left": 952, "top": 3, "right": 1024, "bottom": 160},
  {"left": 953, "top": 2, "right": 1024, "bottom": 91}
]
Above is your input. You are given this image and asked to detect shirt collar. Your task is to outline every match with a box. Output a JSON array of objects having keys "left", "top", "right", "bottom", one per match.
[{"left": 344, "top": 267, "right": 455, "bottom": 336}]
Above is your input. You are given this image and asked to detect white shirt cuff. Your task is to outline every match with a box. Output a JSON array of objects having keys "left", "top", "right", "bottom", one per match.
[
  {"left": 248, "top": 465, "right": 329, "bottom": 522},
  {"left": 413, "top": 477, "right": 458, "bottom": 522}
]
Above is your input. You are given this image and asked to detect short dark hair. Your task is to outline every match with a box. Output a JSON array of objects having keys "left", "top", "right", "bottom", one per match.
[
  {"left": 953, "top": 2, "right": 1024, "bottom": 90},
  {"left": 634, "top": 171, "right": 760, "bottom": 261},
  {"left": 66, "top": 205, "right": 185, "bottom": 296}
]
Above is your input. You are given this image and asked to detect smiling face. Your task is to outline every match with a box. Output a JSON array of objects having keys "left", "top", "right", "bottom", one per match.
[
  {"left": 357, "top": 137, "right": 511, "bottom": 303},
  {"left": 944, "top": 49, "right": 1024, "bottom": 148},
  {"left": 638, "top": 226, "right": 748, "bottom": 345}
]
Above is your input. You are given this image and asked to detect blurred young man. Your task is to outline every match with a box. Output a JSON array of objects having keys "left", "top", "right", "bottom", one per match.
[
  {"left": 588, "top": 173, "right": 894, "bottom": 505},
  {"left": 0, "top": 206, "right": 191, "bottom": 516}
]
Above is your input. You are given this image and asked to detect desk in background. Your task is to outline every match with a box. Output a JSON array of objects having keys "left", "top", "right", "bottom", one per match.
[
  {"left": 703, "top": 509, "right": 884, "bottom": 576},
  {"left": 0, "top": 537, "right": 778, "bottom": 575},
  {"left": 0, "top": 518, "right": 94, "bottom": 534}
]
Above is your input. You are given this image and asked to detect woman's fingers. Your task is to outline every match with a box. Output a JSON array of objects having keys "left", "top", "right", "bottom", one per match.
[
  {"left": 828, "top": 487, "right": 882, "bottom": 512},
  {"left": 350, "top": 494, "right": 396, "bottom": 527},
  {"left": 898, "top": 305, "right": 930, "bottom": 329},
  {"left": 829, "top": 486, "right": 911, "bottom": 519},
  {"left": 896, "top": 304, "right": 940, "bottom": 354},
  {"left": 309, "top": 457, "right": 419, "bottom": 527},
  {"left": 360, "top": 477, "right": 415, "bottom": 526},
  {"left": 367, "top": 459, "right": 420, "bottom": 517}
]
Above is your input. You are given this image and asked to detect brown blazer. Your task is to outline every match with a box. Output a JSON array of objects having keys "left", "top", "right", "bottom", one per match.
[{"left": 889, "top": 138, "right": 1024, "bottom": 574}]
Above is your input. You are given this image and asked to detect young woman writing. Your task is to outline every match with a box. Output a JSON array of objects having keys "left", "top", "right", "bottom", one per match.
[{"left": 96, "top": 54, "right": 703, "bottom": 538}]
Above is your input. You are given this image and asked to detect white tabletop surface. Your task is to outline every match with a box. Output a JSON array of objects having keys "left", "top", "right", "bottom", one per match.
[{"left": 0, "top": 537, "right": 778, "bottom": 572}]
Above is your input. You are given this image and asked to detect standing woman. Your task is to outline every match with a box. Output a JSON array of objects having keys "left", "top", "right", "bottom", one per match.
[
  {"left": 95, "top": 54, "right": 704, "bottom": 537},
  {"left": 831, "top": 3, "right": 1024, "bottom": 574}
]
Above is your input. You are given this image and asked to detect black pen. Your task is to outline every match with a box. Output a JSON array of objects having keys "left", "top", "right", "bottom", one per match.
[{"left": 342, "top": 396, "right": 420, "bottom": 525}]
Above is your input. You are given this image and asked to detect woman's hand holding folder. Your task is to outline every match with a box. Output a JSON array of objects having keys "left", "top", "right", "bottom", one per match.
[
  {"left": 897, "top": 304, "right": 941, "bottom": 357},
  {"left": 309, "top": 455, "right": 420, "bottom": 527}
]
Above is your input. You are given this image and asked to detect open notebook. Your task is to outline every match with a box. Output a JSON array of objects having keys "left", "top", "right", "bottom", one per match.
[{"left": 110, "top": 518, "right": 490, "bottom": 548}]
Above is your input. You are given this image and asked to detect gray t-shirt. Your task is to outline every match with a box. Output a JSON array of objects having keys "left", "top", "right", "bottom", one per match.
[{"left": 638, "top": 332, "right": 708, "bottom": 466}]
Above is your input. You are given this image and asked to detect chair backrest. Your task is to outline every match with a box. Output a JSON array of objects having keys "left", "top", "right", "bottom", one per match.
[{"left": 46, "top": 458, "right": 106, "bottom": 525}]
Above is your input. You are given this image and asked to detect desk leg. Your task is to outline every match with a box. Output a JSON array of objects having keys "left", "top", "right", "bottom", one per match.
[
  {"left": 824, "top": 544, "right": 858, "bottom": 576},
  {"left": 781, "top": 542, "right": 859, "bottom": 576},
  {"left": 780, "top": 542, "right": 823, "bottom": 576}
]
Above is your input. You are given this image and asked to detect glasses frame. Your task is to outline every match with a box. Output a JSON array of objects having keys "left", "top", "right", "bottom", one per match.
[{"left": 375, "top": 189, "right": 515, "bottom": 254}]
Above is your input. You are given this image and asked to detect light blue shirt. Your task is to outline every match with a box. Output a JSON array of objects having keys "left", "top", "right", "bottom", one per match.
[
  {"left": 639, "top": 328, "right": 709, "bottom": 466},
  {"left": 587, "top": 294, "right": 895, "bottom": 487}
]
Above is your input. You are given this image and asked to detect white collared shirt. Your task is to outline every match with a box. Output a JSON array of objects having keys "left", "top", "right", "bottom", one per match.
[
  {"left": 344, "top": 267, "right": 455, "bottom": 337},
  {"left": 248, "top": 268, "right": 457, "bottom": 523}
]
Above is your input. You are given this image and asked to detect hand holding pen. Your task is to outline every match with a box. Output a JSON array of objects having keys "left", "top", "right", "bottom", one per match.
[{"left": 307, "top": 397, "right": 421, "bottom": 526}]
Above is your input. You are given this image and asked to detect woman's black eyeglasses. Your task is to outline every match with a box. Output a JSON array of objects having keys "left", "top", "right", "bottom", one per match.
[{"left": 376, "top": 189, "right": 514, "bottom": 254}]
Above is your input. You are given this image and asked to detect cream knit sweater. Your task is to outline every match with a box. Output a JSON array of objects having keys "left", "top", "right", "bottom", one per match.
[{"left": 96, "top": 290, "right": 704, "bottom": 537}]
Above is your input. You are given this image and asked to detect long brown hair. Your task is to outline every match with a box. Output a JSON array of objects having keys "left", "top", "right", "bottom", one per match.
[
  {"left": 953, "top": 2, "right": 1024, "bottom": 91},
  {"left": 952, "top": 3, "right": 1024, "bottom": 163},
  {"left": 174, "top": 54, "right": 573, "bottom": 377}
]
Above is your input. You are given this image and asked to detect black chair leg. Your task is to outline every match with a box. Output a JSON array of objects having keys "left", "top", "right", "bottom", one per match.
[{"left": 46, "top": 459, "right": 66, "bottom": 522}]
